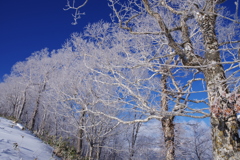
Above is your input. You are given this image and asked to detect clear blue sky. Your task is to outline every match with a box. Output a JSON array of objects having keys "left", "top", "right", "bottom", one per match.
[
  {"left": 0, "top": 0, "right": 238, "bottom": 81},
  {"left": 0, "top": 0, "right": 112, "bottom": 81}
]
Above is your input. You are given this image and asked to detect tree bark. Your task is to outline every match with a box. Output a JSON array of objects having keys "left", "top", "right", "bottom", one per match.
[
  {"left": 161, "top": 71, "right": 175, "bottom": 160},
  {"left": 196, "top": 11, "right": 240, "bottom": 159},
  {"left": 162, "top": 116, "right": 175, "bottom": 160}
]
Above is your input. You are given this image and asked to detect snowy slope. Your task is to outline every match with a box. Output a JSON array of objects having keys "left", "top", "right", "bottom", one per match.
[{"left": 0, "top": 117, "right": 60, "bottom": 160}]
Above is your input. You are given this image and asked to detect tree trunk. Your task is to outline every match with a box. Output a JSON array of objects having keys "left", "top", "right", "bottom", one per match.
[
  {"left": 196, "top": 11, "right": 240, "bottom": 159},
  {"left": 210, "top": 114, "right": 240, "bottom": 159},
  {"left": 97, "top": 139, "right": 105, "bottom": 160},
  {"left": 77, "top": 109, "right": 86, "bottom": 156},
  {"left": 28, "top": 86, "right": 46, "bottom": 130},
  {"left": 204, "top": 62, "right": 240, "bottom": 159},
  {"left": 162, "top": 116, "right": 175, "bottom": 160},
  {"left": 54, "top": 113, "right": 58, "bottom": 137},
  {"left": 18, "top": 90, "right": 27, "bottom": 121},
  {"left": 88, "top": 143, "right": 93, "bottom": 160},
  {"left": 96, "top": 143, "right": 101, "bottom": 160},
  {"left": 160, "top": 66, "right": 175, "bottom": 160},
  {"left": 129, "top": 116, "right": 141, "bottom": 160},
  {"left": 38, "top": 106, "right": 47, "bottom": 136},
  {"left": 18, "top": 85, "right": 29, "bottom": 121},
  {"left": 28, "top": 95, "right": 40, "bottom": 130}
]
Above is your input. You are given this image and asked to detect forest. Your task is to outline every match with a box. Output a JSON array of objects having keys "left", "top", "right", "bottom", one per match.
[{"left": 0, "top": 0, "right": 240, "bottom": 160}]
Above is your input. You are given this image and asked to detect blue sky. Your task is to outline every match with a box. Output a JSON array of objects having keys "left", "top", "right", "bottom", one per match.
[
  {"left": 0, "top": 0, "right": 112, "bottom": 81},
  {"left": 0, "top": 0, "right": 238, "bottom": 81}
]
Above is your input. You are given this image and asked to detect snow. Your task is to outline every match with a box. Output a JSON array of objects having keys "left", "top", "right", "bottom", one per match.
[
  {"left": 16, "top": 123, "right": 25, "bottom": 130},
  {"left": 237, "top": 114, "right": 240, "bottom": 120},
  {"left": 0, "top": 117, "right": 60, "bottom": 160}
]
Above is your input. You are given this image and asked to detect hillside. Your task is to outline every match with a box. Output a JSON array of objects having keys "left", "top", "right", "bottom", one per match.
[{"left": 0, "top": 117, "right": 60, "bottom": 160}]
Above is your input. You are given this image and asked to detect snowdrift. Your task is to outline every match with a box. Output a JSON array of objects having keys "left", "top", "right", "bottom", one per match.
[{"left": 0, "top": 117, "right": 60, "bottom": 160}]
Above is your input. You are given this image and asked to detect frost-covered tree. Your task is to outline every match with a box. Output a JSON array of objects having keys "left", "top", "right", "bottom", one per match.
[
  {"left": 67, "top": 0, "right": 240, "bottom": 159},
  {"left": 175, "top": 121, "right": 212, "bottom": 159},
  {"left": 71, "top": 20, "right": 207, "bottom": 160},
  {"left": 0, "top": 76, "right": 27, "bottom": 118}
]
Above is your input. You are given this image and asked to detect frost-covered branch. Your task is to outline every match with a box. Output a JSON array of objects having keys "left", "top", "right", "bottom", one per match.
[{"left": 64, "top": 0, "right": 89, "bottom": 25}]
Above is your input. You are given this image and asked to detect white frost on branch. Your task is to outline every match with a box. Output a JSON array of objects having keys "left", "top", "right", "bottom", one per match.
[{"left": 64, "top": 0, "right": 89, "bottom": 25}]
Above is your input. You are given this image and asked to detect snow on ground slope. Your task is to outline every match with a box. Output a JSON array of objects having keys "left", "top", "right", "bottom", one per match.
[{"left": 0, "top": 117, "right": 60, "bottom": 160}]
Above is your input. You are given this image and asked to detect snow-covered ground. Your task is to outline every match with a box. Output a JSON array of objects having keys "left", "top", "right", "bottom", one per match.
[{"left": 0, "top": 117, "right": 60, "bottom": 160}]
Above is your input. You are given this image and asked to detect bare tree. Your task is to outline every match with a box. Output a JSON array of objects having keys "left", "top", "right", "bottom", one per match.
[
  {"left": 160, "top": 59, "right": 176, "bottom": 160},
  {"left": 22, "top": 50, "right": 56, "bottom": 131},
  {"left": 66, "top": 0, "right": 240, "bottom": 159},
  {"left": 64, "top": 0, "right": 89, "bottom": 25},
  {"left": 111, "top": 1, "right": 240, "bottom": 159},
  {"left": 175, "top": 121, "right": 212, "bottom": 160},
  {"left": 1, "top": 64, "right": 34, "bottom": 122},
  {"left": 77, "top": 20, "right": 209, "bottom": 160},
  {"left": 123, "top": 113, "right": 143, "bottom": 160},
  {"left": 0, "top": 77, "right": 25, "bottom": 118}
]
